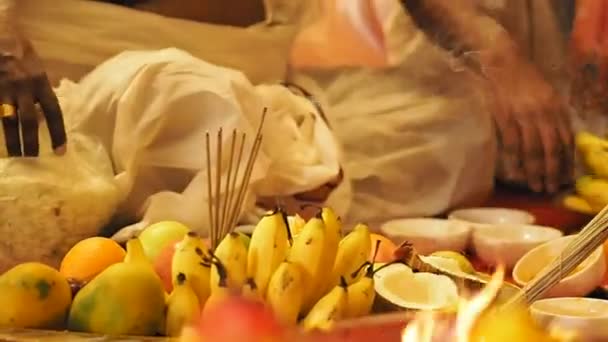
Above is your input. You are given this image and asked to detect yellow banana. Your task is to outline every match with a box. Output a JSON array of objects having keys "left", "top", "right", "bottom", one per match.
[
  {"left": 266, "top": 261, "right": 306, "bottom": 325},
  {"left": 562, "top": 195, "right": 598, "bottom": 215},
  {"left": 165, "top": 273, "right": 201, "bottom": 337},
  {"left": 315, "top": 207, "right": 342, "bottom": 298},
  {"left": 210, "top": 232, "right": 248, "bottom": 294},
  {"left": 576, "top": 132, "right": 608, "bottom": 178},
  {"left": 575, "top": 176, "right": 608, "bottom": 208},
  {"left": 287, "top": 217, "right": 327, "bottom": 313},
  {"left": 344, "top": 264, "right": 375, "bottom": 318},
  {"left": 287, "top": 214, "right": 307, "bottom": 237},
  {"left": 241, "top": 278, "right": 264, "bottom": 303},
  {"left": 172, "top": 232, "right": 212, "bottom": 307},
  {"left": 576, "top": 131, "right": 608, "bottom": 153},
  {"left": 301, "top": 280, "right": 348, "bottom": 332},
  {"left": 247, "top": 209, "right": 290, "bottom": 296},
  {"left": 331, "top": 223, "right": 372, "bottom": 287},
  {"left": 583, "top": 149, "right": 608, "bottom": 179},
  {"left": 203, "top": 260, "right": 233, "bottom": 316}
]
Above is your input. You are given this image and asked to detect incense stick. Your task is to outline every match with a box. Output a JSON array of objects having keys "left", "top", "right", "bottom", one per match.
[
  {"left": 226, "top": 111, "right": 266, "bottom": 232},
  {"left": 204, "top": 109, "right": 267, "bottom": 250},
  {"left": 219, "top": 130, "right": 237, "bottom": 238},
  {"left": 214, "top": 128, "right": 223, "bottom": 248},
  {"left": 205, "top": 132, "right": 215, "bottom": 248},
  {"left": 505, "top": 204, "right": 608, "bottom": 307}
]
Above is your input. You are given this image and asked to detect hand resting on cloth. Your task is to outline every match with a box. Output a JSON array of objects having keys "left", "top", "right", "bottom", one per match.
[{"left": 52, "top": 48, "right": 342, "bottom": 242}]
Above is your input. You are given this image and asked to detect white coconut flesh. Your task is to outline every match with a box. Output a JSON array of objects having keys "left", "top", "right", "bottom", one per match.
[
  {"left": 374, "top": 263, "right": 459, "bottom": 310},
  {"left": 419, "top": 255, "right": 480, "bottom": 281}
]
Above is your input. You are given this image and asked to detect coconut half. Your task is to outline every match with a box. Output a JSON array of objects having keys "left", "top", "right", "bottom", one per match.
[
  {"left": 373, "top": 263, "right": 459, "bottom": 312},
  {"left": 392, "top": 244, "right": 522, "bottom": 306}
]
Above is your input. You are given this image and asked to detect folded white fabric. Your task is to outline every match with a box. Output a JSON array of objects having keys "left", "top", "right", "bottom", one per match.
[{"left": 54, "top": 48, "right": 342, "bottom": 239}]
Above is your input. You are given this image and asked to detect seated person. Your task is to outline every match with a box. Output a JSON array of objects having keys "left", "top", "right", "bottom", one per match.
[{"left": 0, "top": 0, "right": 574, "bottom": 236}]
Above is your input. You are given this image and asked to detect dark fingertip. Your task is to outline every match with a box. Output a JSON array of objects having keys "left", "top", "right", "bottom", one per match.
[
  {"left": 53, "top": 144, "right": 66, "bottom": 156},
  {"left": 2, "top": 116, "right": 21, "bottom": 157},
  {"left": 35, "top": 76, "right": 67, "bottom": 151}
]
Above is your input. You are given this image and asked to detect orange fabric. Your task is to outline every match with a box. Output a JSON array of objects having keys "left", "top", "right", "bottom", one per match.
[
  {"left": 290, "top": 0, "right": 388, "bottom": 68},
  {"left": 571, "top": 0, "right": 607, "bottom": 65}
]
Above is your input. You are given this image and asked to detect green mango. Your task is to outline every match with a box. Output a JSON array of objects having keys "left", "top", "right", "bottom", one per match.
[
  {"left": 0, "top": 262, "right": 72, "bottom": 329},
  {"left": 67, "top": 239, "right": 165, "bottom": 336}
]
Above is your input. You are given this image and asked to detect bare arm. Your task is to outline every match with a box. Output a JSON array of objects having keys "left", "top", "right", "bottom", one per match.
[
  {"left": 404, "top": 0, "right": 574, "bottom": 193},
  {"left": 403, "top": 0, "right": 523, "bottom": 79}
]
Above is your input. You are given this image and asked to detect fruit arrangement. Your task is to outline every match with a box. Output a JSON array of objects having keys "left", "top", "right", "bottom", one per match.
[
  {"left": 0, "top": 207, "right": 378, "bottom": 337},
  {"left": 563, "top": 131, "right": 608, "bottom": 214},
  {"left": 0, "top": 205, "right": 519, "bottom": 340}
]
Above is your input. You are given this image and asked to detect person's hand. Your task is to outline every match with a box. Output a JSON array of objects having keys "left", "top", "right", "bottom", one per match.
[
  {"left": 0, "top": 33, "right": 66, "bottom": 157},
  {"left": 487, "top": 61, "right": 574, "bottom": 193}
]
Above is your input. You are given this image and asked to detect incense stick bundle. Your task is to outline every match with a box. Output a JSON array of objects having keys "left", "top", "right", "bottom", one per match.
[
  {"left": 505, "top": 204, "right": 608, "bottom": 307},
  {"left": 205, "top": 109, "right": 266, "bottom": 249}
]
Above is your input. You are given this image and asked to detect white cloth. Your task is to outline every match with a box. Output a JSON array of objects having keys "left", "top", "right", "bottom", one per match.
[
  {"left": 290, "top": 0, "right": 497, "bottom": 225},
  {"left": 54, "top": 48, "right": 341, "bottom": 237},
  {"left": 16, "top": 0, "right": 341, "bottom": 238}
]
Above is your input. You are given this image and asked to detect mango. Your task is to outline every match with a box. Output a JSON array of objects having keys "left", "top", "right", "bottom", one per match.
[
  {"left": 67, "top": 239, "right": 166, "bottom": 336},
  {"left": 0, "top": 262, "right": 72, "bottom": 329}
]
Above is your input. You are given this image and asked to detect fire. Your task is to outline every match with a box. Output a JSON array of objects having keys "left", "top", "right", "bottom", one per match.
[{"left": 402, "top": 267, "right": 506, "bottom": 342}]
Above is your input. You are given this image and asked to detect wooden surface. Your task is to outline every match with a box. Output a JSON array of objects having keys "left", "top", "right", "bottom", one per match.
[{"left": 0, "top": 329, "right": 170, "bottom": 341}]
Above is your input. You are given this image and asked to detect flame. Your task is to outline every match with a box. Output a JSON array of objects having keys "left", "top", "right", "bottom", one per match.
[
  {"left": 455, "top": 266, "right": 505, "bottom": 341},
  {"left": 402, "top": 266, "right": 505, "bottom": 342},
  {"left": 401, "top": 311, "right": 436, "bottom": 342}
]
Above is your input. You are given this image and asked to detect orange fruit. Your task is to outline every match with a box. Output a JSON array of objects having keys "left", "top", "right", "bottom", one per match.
[
  {"left": 369, "top": 233, "right": 398, "bottom": 263},
  {"left": 60, "top": 237, "right": 126, "bottom": 282}
]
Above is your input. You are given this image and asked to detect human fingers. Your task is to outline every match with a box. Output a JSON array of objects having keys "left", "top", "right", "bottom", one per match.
[
  {"left": 555, "top": 106, "right": 575, "bottom": 186},
  {"left": 535, "top": 110, "right": 560, "bottom": 193},
  {"left": 16, "top": 89, "right": 39, "bottom": 157},
  {"left": 492, "top": 96, "right": 523, "bottom": 182},
  {"left": 34, "top": 75, "right": 66, "bottom": 154},
  {"left": 517, "top": 113, "right": 544, "bottom": 192}
]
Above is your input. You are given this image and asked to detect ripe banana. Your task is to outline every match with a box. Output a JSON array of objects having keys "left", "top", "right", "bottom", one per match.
[
  {"left": 165, "top": 273, "right": 201, "bottom": 337},
  {"left": 203, "top": 261, "right": 233, "bottom": 317},
  {"left": 575, "top": 176, "right": 608, "bottom": 209},
  {"left": 241, "top": 278, "right": 263, "bottom": 303},
  {"left": 316, "top": 207, "right": 342, "bottom": 298},
  {"left": 331, "top": 223, "right": 372, "bottom": 287},
  {"left": 287, "top": 214, "right": 307, "bottom": 238},
  {"left": 301, "top": 280, "right": 348, "bottom": 332},
  {"left": 576, "top": 132, "right": 608, "bottom": 178},
  {"left": 563, "top": 195, "right": 598, "bottom": 215},
  {"left": 287, "top": 217, "right": 327, "bottom": 313},
  {"left": 247, "top": 209, "right": 290, "bottom": 296},
  {"left": 266, "top": 261, "right": 306, "bottom": 325},
  {"left": 344, "top": 264, "right": 375, "bottom": 318},
  {"left": 172, "top": 232, "right": 212, "bottom": 307},
  {"left": 210, "top": 232, "right": 247, "bottom": 293},
  {"left": 583, "top": 149, "right": 608, "bottom": 179},
  {"left": 576, "top": 131, "right": 608, "bottom": 154}
]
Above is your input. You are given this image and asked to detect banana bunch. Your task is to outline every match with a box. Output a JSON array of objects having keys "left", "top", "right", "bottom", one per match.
[
  {"left": 259, "top": 207, "right": 376, "bottom": 330},
  {"left": 564, "top": 131, "right": 608, "bottom": 214},
  {"left": 164, "top": 207, "right": 380, "bottom": 334}
]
